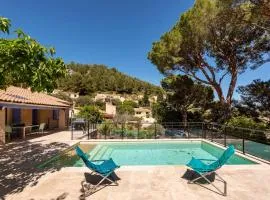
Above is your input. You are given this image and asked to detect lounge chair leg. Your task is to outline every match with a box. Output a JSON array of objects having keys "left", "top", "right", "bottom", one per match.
[
  {"left": 88, "top": 172, "right": 117, "bottom": 193},
  {"left": 189, "top": 172, "right": 227, "bottom": 196},
  {"left": 188, "top": 173, "right": 206, "bottom": 184},
  {"left": 215, "top": 172, "right": 227, "bottom": 196}
]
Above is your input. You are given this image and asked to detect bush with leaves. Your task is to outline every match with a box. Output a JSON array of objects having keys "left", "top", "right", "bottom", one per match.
[
  {"left": 98, "top": 121, "right": 113, "bottom": 138},
  {"left": 78, "top": 105, "right": 103, "bottom": 123},
  {"left": 226, "top": 116, "right": 267, "bottom": 130},
  {"left": 51, "top": 92, "right": 73, "bottom": 103},
  {"left": 75, "top": 96, "right": 94, "bottom": 107},
  {"left": 226, "top": 116, "right": 268, "bottom": 143},
  {"left": 94, "top": 100, "right": 105, "bottom": 110},
  {"left": 145, "top": 124, "right": 165, "bottom": 138}
]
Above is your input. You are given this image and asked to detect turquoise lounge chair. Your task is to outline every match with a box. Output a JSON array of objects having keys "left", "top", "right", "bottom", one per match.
[
  {"left": 186, "top": 145, "right": 235, "bottom": 196},
  {"left": 75, "top": 146, "right": 120, "bottom": 192}
]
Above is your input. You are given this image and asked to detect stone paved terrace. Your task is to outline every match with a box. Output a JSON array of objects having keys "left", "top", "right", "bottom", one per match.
[{"left": 1, "top": 131, "right": 270, "bottom": 200}]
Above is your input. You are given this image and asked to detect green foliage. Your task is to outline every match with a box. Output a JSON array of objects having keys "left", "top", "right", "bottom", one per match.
[
  {"left": 117, "top": 103, "right": 135, "bottom": 115},
  {"left": 75, "top": 96, "right": 105, "bottom": 110},
  {"left": 113, "top": 113, "right": 134, "bottom": 124},
  {"left": 123, "top": 100, "right": 138, "bottom": 108},
  {"left": 98, "top": 121, "right": 113, "bottom": 136},
  {"left": 0, "top": 17, "right": 66, "bottom": 92},
  {"left": 236, "top": 79, "right": 270, "bottom": 120},
  {"left": 115, "top": 100, "right": 138, "bottom": 115},
  {"left": 95, "top": 100, "right": 106, "bottom": 111},
  {"left": 148, "top": 0, "right": 269, "bottom": 105},
  {"left": 151, "top": 102, "right": 182, "bottom": 123},
  {"left": 206, "top": 102, "right": 232, "bottom": 123},
  {"left": 161, "top": 75, "right": 214, "bottom": 123},
  {"left": 234, "top": 0, "right": 270, "bottom": 30},
  {"left": 51, "top": 92, "right": 73, "bottom": 103},
  {"left": 58, "top": 63, "right": 162, "bottom": 95},
  {"left": 0, "top": 17, "right": 11, "bottom": 33},
  {"left": 139, "top": 90, "right": 150, "bottom": 107},
  {"left": 226, "top": 116, "right": 267, "bottom": 130},
  {"left": 111, "top": 98, "right": 122, "bottom": 106},
  {"left": 78, "top": 105, "right": 103, "bottom": 123},
  {"left": 75, "top": 96, "right": 94, "bottom": 107},
  {"left": 146, "top": 124, "right": 165, "bottom": 137}
]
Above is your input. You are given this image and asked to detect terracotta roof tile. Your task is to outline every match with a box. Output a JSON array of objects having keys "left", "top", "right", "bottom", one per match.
[{"left": 0, "top": 86, "right": 70, "bottom": 108}]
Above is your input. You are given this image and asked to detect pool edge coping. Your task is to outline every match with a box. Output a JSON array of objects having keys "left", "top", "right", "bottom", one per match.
[{"left": 36, "top": 139, "right": 270, "bottom": 169}]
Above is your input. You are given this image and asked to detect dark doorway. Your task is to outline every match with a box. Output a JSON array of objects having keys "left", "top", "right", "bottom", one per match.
[
  {"left": 32, "top": 109, "right": 38, "bottom": 125},
  {"left": 12, "top": 108, "right": 21, "bottom": 124}
]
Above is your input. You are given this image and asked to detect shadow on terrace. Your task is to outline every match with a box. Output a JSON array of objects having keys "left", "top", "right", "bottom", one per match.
[{"left": 0, "top": 139, "right": 70, "bottom": 199}]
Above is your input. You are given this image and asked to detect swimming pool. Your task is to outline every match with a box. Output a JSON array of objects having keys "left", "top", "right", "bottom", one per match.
[{"left": 39, "top": 141, "right": 256, "bottom": 168}]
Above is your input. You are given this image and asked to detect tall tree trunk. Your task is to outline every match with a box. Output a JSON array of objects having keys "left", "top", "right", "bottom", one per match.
[
  {"left": 213, "top": 83, "right": 226, "bottom": 104},
  {"left": 182, "top": 110, "right": 188, "bottom": 131},
  {"left": 226, "top": 70, "right": 238, "bottom": 105}
]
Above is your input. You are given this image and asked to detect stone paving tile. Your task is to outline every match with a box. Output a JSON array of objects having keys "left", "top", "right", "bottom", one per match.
[{"left": 5, "top": 165, "right": 270, "bottom": 200}]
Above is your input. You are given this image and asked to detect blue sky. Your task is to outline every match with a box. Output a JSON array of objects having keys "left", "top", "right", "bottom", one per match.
[{"left": 1, "top": 0, "right": 269, "bottom": 98}]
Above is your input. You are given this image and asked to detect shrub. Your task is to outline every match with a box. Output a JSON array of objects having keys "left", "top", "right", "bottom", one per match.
[
  {"left": 226, "top": 116, "right": 267, "bottom": 142},
  {"left": 78, "top": 105, "right": 103, "bottom": 123},
  {"left": 226, "top": 116, "right": 267, "bottom": 130},
  {"left": 98, "top": 121, "right": 113, "bottom": 137},
  {"left": 75, "top": 96, "right": 93, "bottom": 107},
  {"left": 146, "top": 124, "right": 165, "bottom": 136}
]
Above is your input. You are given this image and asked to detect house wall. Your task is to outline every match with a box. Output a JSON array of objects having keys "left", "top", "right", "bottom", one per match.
[
  {"left": 6, "top": 108, "right": 32, "bottom": 125},
  {"left": 39, "top": 110, "right": 58, "bottom": 129},
  {"left": 134, "top": 110, "right": 151, "bottom": 119},
  {"left": 6, "top": 108, "right": 12, "bottom": 125},
  {"left": 105, "top": 103, "right": 116, "bottom": 116},
  {"left": 2, "top": 107, "right": 68, "bottom": 142},
  {"left": 0, "top": 109, "right": 6, "bottom": 143},
  {"left": 21, "top": 109, "right": 32, "bottom": 126},
  {"left": 58, "top": 109, "right": 66, "bottom": 129}
]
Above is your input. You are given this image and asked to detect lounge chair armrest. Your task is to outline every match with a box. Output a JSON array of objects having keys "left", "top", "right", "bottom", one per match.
[
  {"left": 92, "top": 159, "right": 107, "bottom": 162},
  {"left": 198, "top": 159, "right": 218, "bottom": 162}
]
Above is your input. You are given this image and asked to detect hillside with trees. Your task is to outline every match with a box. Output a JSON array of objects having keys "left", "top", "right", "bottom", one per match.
[{"left": 57, "top": 62, "right": 162, "bottom": 96}]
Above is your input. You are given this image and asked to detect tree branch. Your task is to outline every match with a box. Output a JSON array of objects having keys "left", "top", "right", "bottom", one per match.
[
  {"left": 177, "top": 67, "right": 211, "bottom": 85},
  {"left": 219, "top": 71, "right": 229, "bottom": 84}
]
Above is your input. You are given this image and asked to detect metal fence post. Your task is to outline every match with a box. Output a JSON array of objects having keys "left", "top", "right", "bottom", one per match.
[
  {"left": 224, "top": 126, "right": 227, "bottom": 147},
  {"left": 211, "top": 124, "right": 213, "bottom": 142},
  {"left": 201, "top": 122, "right": 204, "bottom": 138},
  {"left": 187, "top": 123, "right": 190, "bottom": 139},
  {"left": 242, "top": 131, "right": 245, "bottom": 154},
  {"left": 121, "top": 123, "right": 124, "bottom": 140},
  {"left": 105, "top": 126, "right": 107, "bottom": 139},
  {"left": 137, "top": 122, "right": 140, "bottom": 139},
  {"left": 154, "top": 122, "right": 157, "bottom": 139},
  {"left": 71, "top": 120, "right": 73, "bottom": 140},
  {"left": 87, "top": 120, "right": 90, "bottom": 140}
]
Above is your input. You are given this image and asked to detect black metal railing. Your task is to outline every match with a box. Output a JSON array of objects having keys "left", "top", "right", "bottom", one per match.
[{"left": 70, "top": 120, "right": 270, "bottom": 161}]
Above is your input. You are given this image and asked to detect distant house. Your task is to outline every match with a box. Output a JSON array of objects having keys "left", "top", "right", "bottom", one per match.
[
  {"left": 94, "top": 93, "right": 108, "bottom": 102},
  {"left": 0, "top": 86, "right": 71, "bottom": 143},
  {"left": 134, "top": 107, "right": 155, "bottom": 123},
  {"left": 105, "top": 103, "right": 116, "bottom": 116},
  {"left": 69, "top": 92, "right": 79, "bottom": 99},
  {"left": 94, "top": 93, "right": 125, "bottom": 103},
  {"left": 149, "top": 95, "right": 158, "bottom": 104},
  {"left": 100, "top": 103, "right": 116, "bottom": 119}
]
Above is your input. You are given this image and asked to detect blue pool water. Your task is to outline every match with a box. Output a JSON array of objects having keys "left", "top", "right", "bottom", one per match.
[{"left": 73, "top": 141, "right": 256, "bottom": 166}]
